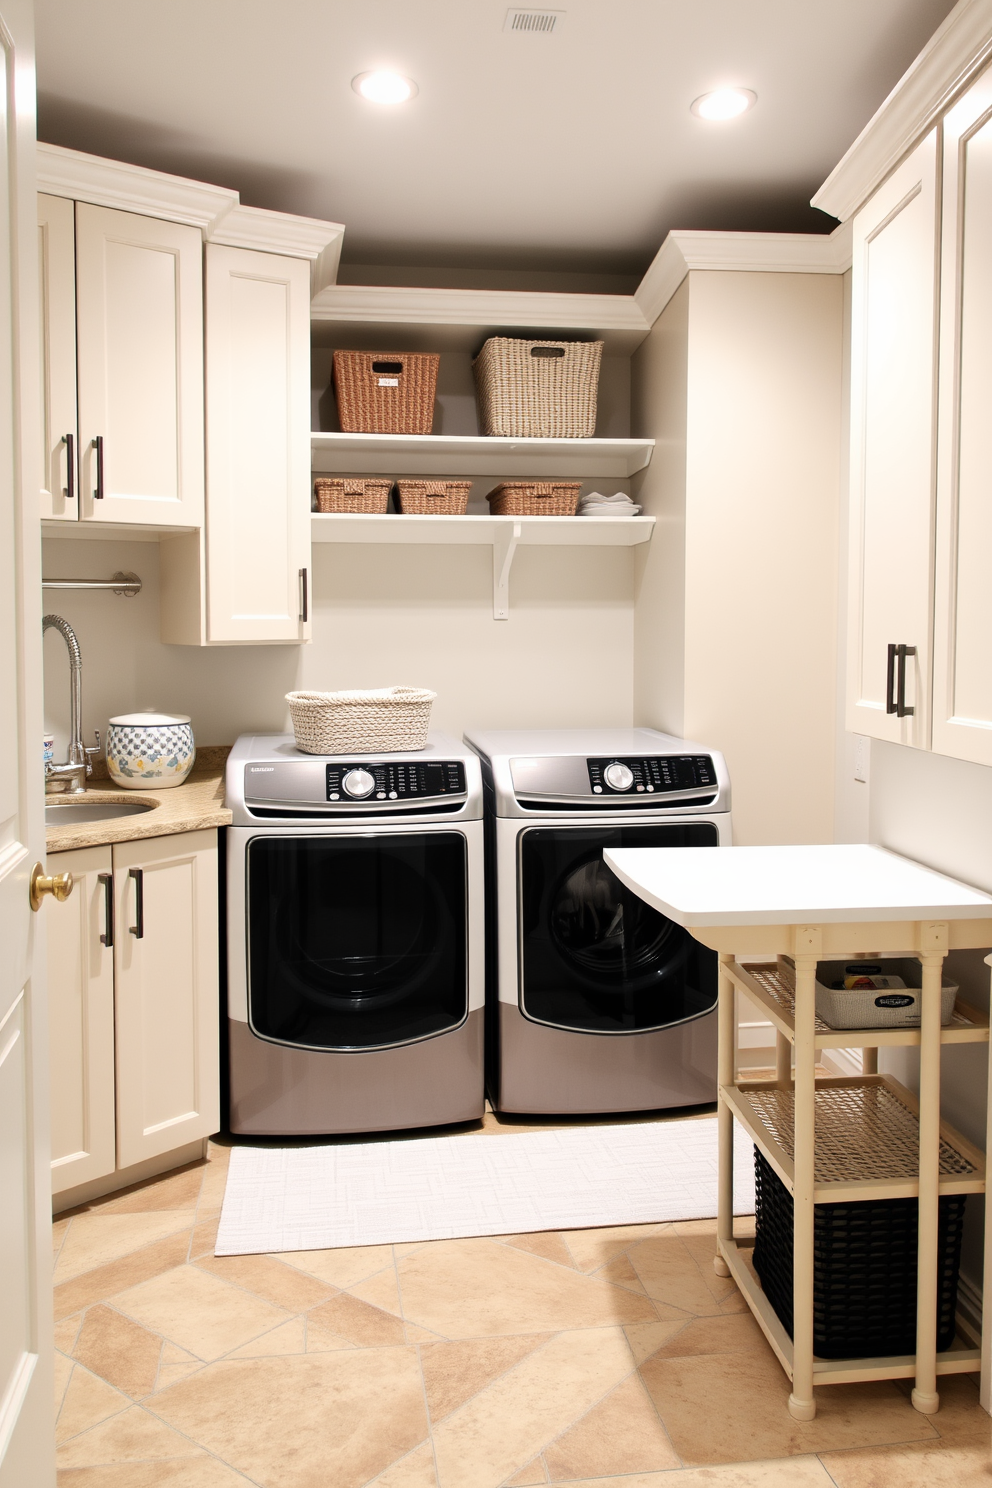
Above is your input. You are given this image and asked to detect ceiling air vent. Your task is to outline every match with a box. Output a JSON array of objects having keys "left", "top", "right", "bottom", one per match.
[{"left": 504, "top": 8, "right": 564, "bottom": 34}]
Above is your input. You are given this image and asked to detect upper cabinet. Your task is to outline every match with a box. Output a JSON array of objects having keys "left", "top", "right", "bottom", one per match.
[
  {"left": 846, "top": 132, "right": 938, "bottom": 748},
  {"left": 38, "top": 196, "right": 205, "bottom": 528}
]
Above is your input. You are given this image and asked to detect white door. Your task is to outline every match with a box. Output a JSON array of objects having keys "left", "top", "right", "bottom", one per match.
[
  {"left": 847, "top": 130, "right": 939, "bottom": 747},
  {"left": 0, "top": 2, "right": 57, "bottom": 1483},
  {"left": 933, "top": 63, "right": 992, "bottom": 765},
  {"left": 204, "top": 244, "right": 311, "bottom": 642},
  {"left": 113, "top": 832, "right": 219, "bottom": 1169},
  {"left": 47, "top": 846, "right": 115, "bottom": 1196},
  {"left": 75, "top": 202, "right": 204, "bottom": 527},
  {"left": 37, "top": 193, "right": 76, "bottom": 522}
]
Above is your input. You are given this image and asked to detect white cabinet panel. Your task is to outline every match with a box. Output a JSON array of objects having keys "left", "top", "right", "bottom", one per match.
[
  {"left": 847, "top": 131, "right": 938, "bottom": 747},
  {"left": 113, "top": 831, "right": 218, "bottom": 1168},
  {"left": 47, "top": 845, "right": 115, "bottom": 1195},
  {"left": 38, "top": 193, "right": 77, "bottom": 521},
  {"left": 204, "top": 244, "right": 310, "bottom": 642},
  {"left": 75, "top": 202, "right": 204, "bottom": 527},
  {"left": 933, "top": 65, "right": 992, "bottom": 765}
]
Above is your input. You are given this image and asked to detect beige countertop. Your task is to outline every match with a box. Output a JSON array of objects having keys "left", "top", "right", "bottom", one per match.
[{"left": 46, "top": 749, "right": 232, "bottom": 854}]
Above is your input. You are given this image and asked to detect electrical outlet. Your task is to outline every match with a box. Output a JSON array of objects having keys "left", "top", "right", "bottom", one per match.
[{"left": 853, "top": 734, "right": 869, "bottom": 784}]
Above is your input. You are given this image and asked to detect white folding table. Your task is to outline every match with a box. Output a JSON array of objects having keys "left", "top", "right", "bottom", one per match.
[{"left": 605, "top": 842, "right": 992, "bottom": 1421}]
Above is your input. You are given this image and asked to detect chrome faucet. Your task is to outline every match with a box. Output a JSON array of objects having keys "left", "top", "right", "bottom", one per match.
[{"left": 43, "top": 614, "right": 101, "bottom": 795}]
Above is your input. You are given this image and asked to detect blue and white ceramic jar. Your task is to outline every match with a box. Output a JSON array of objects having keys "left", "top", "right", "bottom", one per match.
[{"left": 107, "top": 713, "right": 196, "bottom": 789}]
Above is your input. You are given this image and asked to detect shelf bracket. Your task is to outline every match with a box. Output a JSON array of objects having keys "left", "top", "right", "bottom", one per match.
[{"left": 492, "top": 522, "right": 521, "bottom": 620}]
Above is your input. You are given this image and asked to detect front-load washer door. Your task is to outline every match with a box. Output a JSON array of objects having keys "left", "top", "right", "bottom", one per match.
[
  {"left": 247, "top": 832, "right": 467, "bottom": 1050},
  {"left": 519, "top": 823, "right": 718, "bottom": 1033}
]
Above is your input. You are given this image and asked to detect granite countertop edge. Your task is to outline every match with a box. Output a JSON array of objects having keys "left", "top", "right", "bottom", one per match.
[{"left": 46, "top": 752, "right": 232, "bottom": 854}]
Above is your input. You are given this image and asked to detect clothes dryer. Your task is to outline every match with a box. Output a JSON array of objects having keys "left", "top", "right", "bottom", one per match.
[
  {"left": 226, "top": 732, "right": 484, "bottom": 1134},
  {"left": 464, "top": 728, "right": 731, "bottom": 1115}
]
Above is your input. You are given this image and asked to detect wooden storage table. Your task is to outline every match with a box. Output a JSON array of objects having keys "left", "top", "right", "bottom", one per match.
[{"left": 604, "top": 843, "right": 992, "bottom": 1421}]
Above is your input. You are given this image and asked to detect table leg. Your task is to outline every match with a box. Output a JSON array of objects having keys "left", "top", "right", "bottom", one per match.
[
  {"left": 715, "top": 953, "right": 735, "bottom": 1279},
  {"left": 912, "top": 950, "right": 944, "bottom": 1415},
  {"left": 790, "top": 951, "right": 817, "bottom": 1422},
  {"left": 776, "top": 1030, "right": 791, "bottom": 1084},
  {"left": 862, "top": 1047, "right": 878, "bottom": 1075}
]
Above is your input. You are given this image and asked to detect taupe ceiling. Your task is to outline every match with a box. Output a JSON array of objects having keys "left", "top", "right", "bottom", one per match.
[{"left": 36, "top": 0, "right": 957, "bottom": 281}]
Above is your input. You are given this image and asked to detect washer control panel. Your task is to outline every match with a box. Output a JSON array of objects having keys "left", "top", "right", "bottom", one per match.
[
  {"left": 587, "top": 755, "right": 717, "bottom": 796},
  {"left": 326, "top": 759, "right": 466, "bottom": 803}
]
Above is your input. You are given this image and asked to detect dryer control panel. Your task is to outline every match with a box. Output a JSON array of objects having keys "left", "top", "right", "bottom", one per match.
[
  {"left": 326, "top": 759, "right": 466, "bottom": 803},
  {"left": 588, "top": 755, "right": 717, "bottom": 795}
]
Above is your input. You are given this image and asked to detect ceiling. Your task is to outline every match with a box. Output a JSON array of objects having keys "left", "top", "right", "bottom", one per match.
[{"left": 35, "top": 0, "right": 958, "bottom": 284}]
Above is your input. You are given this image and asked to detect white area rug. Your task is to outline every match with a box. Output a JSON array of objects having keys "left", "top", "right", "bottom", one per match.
[{"left": 216, "top": 1117, "right": 755, "bottom": 1256}]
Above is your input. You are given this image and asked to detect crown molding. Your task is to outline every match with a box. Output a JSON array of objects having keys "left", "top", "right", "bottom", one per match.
[
  {"left": 813, "top": 0, "right": 992, "bottom": 222},
  {"left": 634, "top": 224, "right": 852, "bottom": 328},
  {"left": 37, "top": 142, "right": 238, "bottom": 233},
  {"left": 208, "top": 204, "right": 345, "bottom": 285}
]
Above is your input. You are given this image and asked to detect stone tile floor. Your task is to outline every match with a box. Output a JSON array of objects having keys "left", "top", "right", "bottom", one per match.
[{"left": 53, "top": 1118, "right": 992, "bottom": 1488}]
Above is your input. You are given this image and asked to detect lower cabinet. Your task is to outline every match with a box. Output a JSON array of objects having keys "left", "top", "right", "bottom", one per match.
[{"left": 48, "top": 829, "right": 220, "bottom": 1198}]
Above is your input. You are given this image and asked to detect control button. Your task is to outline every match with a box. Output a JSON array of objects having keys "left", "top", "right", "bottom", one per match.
[
  {"left": 342, "top": 768, "right": 376, "bottom": 799},
  {"left": 647, "top": 784, "right": 654, "bottom": 792},
  {"left": 329, "top": 792, "right": 340, "bottom": 801},
  {"left": 389, "top": 790, "right": 398, "bottom": 799},
  {"left": 636, "top": 784, "right": 645, "bottom": 791},
  {"left": 376, "top": 791, "right": 386, "bottom": 799},
  {"left": 593, "top": 785, "right": 603, "bottom": 793},
  {"left": 604, "top": 762, "right": 634, "bottom": 791}
]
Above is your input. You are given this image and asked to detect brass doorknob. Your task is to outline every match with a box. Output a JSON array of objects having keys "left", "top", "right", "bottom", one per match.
[{"left": 29, "top": 862, "right": 73, "bottom": 912}]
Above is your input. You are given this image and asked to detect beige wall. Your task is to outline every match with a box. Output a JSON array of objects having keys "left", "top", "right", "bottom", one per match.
[
  {"left": 633, "top": 270, "right": 845, "bottom": 846},
  {"left": 42, "top": 535, "right": 635, "bottom": 752}
]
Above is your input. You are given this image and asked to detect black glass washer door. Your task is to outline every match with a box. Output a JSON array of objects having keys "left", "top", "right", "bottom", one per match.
[
  {"left": 519, "top": 823, "right": 718, "bottom": 1033},
  {"left": 247, "top": 832, "right": 467, "bottom": 1050}
]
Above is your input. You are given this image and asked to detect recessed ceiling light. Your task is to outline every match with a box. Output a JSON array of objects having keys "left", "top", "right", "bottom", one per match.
[
  {"left": 690, "top": 88, "right": 756, "bottom": 121},
  {"left": 352, "top": 71, "right": 418, "bottom": 105}
]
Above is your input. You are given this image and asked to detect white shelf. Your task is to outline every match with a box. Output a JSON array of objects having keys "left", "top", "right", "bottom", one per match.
[
  {"left": 311, "top": 512, "right": 655, "bottom": 619},
  {"left": 310, "top": 432, "right": 654, "bottom": 479}
]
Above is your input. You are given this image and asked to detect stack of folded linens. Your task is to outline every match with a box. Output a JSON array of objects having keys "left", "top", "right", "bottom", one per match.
[{"left": 576, "top": 491, "right": 641, "bottom": 517}]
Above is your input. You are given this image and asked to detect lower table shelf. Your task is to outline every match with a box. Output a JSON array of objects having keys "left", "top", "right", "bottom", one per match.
[{"left": 723, "top": 1074, "right": 986, "bottom": 1202}]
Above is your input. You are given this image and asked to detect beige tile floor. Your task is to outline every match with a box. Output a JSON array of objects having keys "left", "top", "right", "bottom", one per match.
[{"left": 53, "top": 1119, "right": 992, "bottom": 1488}]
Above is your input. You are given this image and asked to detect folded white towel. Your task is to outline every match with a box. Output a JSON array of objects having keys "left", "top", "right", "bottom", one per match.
[{"left": 577, "top": 490, "right": 641, "bottom": 517}]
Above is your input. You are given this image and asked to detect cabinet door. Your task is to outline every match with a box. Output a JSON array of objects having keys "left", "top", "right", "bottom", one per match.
[
  {"left": 38, "top": 194, "right": 78, "bottom": 521},
  {"left": 47, "top": 845, "right": 116, "bottom": 1195},
  {"left": 933, "top": 66, "right": 992, "bottom": 765},
  {"left": 847, "top": 131, "right": 938, "bottom": 746},
  {"left": 113, "top": 830, "right": 219, "bottom": 1168},
  {"left": 204, "top": 244, "right": 311, "bottom": 642},
  {"left": 75, "top": 202, "right": 204, "bottom": 527}
]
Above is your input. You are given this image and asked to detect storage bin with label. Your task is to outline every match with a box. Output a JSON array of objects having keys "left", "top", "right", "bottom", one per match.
[
  {"left": 814, "top": 958, "right": 959, "bottom": 1029},
  {"left": 473, "top": 337, "right": 603, "bottom": 438},
  {"left": 332, "top": 351, "right": 440, "bottom": 434}
]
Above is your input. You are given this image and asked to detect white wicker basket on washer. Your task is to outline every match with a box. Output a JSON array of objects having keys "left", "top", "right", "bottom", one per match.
[
  {"left": 473, "top": 337, "right": 603, "bottom": 438},
  {"left": 286, "top": 687, "right": 436, "bottom": 755}
]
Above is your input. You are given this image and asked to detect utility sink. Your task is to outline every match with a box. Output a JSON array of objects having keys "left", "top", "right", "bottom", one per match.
[{"left": 45, "top": 799, "right": 157, "bottom": 826}]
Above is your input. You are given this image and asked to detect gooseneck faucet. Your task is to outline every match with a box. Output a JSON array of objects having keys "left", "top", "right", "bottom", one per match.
[{"left": 43, "top": 614, "right": 101, "bottom": 795}]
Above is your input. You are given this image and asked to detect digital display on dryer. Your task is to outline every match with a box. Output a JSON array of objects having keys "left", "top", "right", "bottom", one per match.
[
  {"left": 326, "top": 760, "right": 465, "bottom": 803},
  {"left": 587, "top": 755, "right": 716, "bottom": 795}
]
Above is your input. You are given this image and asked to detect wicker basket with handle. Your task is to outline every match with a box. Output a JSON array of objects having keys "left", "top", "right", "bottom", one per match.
[
  {"left": 313, "top": 477, "right": 393, "bottom": 514},
  {"left": 286, "top": 687, "right": 437, "bottom": 755},
  {"left": 395, "top": 479, "right": 472, "bottom": 515},
  {"left": 333, "top": 351, "right": 440, "bottom": 434},
  {"left": 473, "top": 337, "right": 603, "bottom": 438},
  {"left": 486, "top": 481, "right": 581, "bottom": 517}
]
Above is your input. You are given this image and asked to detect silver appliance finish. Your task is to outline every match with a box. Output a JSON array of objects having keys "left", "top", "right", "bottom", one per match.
[
  {"left": 464, "top": 727, "right": 732, "bottom": 1116},
  {"left": 227, "top": 732, "right": 485, "bottom": 1135}
]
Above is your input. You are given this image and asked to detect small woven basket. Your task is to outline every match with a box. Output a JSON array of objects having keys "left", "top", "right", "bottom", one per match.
[
  {"left": 395, "top": 479, "right": 472, "bottom": 515},
  {"left": 486, "top": 481, "right": 581, "bottom": 517},
  {"left": 313, "top": 477, "right": 393, "bottom": 514},
  {"left": 473, "top": 337, "right": 603, "bottom": 438},
  {"left": 286, "top": 687, "right": 437, "bottom": 755},
  {"left": 333, "top": 351, "right": 439, "bottom": 435}
]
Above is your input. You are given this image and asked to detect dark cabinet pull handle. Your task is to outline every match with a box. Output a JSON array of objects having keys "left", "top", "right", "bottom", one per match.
[
  {"left": 98, "top": 871, "right": 114, "bottom": 947},
  {"left": 93, "top": 435, "right": 104, "bottom": 499},
  {"left": 300, "top": 567, "right": 308, "bottom": 623},
  {"left": 886, "top": 642, "right": 916, "bottom": 718},
  {"left": 128, "top": 867, "right": 143, "bottom": 938},
  {"left": 63, "top": 433, "right": 75, "bottom": 502}
]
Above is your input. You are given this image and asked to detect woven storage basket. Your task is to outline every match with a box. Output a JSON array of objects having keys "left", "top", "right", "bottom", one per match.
[
  {"left": 753, "top": 1150, "right": 965, "bottom": 1359},
  {"left": 313, "top": 477, "right": 393, "bottom": 514},
  {"left": 286, "top": 687, "right": 436, "bottom": 755},
  {"left": 814, "top": 958, "right": 958, "bottom": 1030},
  {"left": 487, "top": 481, "right": 581, "bottom": 517},
  {"left": 395, "top": 479, "right": 472, "bottom": 515},
  {"left": 473, "top": 337, "right": 603, "bottom": 438},
  {"left": 333, "top": 351, "right": 439, "bottom": 435}
]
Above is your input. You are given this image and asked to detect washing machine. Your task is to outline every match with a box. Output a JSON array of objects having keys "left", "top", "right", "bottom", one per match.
[
  {"left": 464, "top": 728, "right": 732, "bottom": 1115},
  {"left": 226, "top": 732, "right": 485, "bottom": 1135}
]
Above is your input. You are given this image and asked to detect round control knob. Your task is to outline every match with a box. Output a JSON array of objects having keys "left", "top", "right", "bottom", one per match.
[
  {"left": 604, "top": 762, "right": 634, "bottom": 792},
  {"left": 342, "top": 768, "right": 376, "bottom": 799}
]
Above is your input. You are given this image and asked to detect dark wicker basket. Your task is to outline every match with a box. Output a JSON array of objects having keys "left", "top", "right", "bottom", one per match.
[
  {"left": 313, "top": 477, "right": 392, "bottom": 514},
  {"left": 486, "top": 481, "right": 581, "bottom": 516},
  {"left": 332, "top": 351, "right": 439, "bottom": 434},
  {"left": 395, "top": 479, "right": 472, "bottom": 515},
  {"left": 752, "top": 1149, "right": 965, "bottom": 1359}
]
